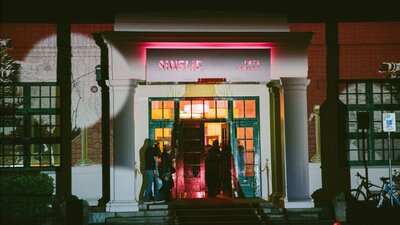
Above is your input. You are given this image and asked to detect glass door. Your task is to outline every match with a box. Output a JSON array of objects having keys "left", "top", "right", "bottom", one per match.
[
  {"left": 176, "top": 121, "right": 205, "bottom": 198},
  {"left": 232, "top": 121, "right": 260, "bottom": 197}
]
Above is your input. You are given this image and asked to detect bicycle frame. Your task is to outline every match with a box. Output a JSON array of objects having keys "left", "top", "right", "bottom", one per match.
[
  {"left": 351, "top": 172, "right": 380, "bottom": 201},
  {"left": 377, "top": 181, "right": 400, "bottom": 208}
]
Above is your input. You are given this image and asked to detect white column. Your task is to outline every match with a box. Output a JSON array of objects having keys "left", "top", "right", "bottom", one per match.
[
  {"left": 281, "top": 77, "right": 312, "bottom": 207},
  {"left": 107, "top": 79, "right": 139, "bottom": 212}
]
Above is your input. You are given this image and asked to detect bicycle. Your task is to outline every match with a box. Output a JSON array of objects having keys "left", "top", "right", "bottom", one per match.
[
  {"left": 351, "top": 172, "right": 381, "bottom": 201},
  {"left": 376, "top": 176, "right": 400, "bottom": 208}
]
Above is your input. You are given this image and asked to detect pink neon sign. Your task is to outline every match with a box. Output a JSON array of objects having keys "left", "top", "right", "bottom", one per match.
[
  {"left": 158, "top": 60, "right": 203, "bottom": 71},
  {"left": 147, "top": 48, "right": 271, "bottom": 83},
  {"left": 139, "top": 42, "right": 274, "bottom": 65}
]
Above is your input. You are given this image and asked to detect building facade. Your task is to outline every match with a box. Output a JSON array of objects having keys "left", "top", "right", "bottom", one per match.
[{"left": 1, "top": 12, "right": 399, "bottom": 212}]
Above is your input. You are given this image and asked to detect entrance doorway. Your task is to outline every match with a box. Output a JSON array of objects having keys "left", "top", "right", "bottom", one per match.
[
  {"left": 175, "top": 121, "right": 231, "bottom": 198},
  {"left": 148, "top": 97, "right": 261, "bottom": 199}
]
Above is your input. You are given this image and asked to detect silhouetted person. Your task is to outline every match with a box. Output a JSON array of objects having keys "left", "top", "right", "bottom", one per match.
[
  {"left": 221, "top": 142, "right": 232, "bottom": 196},
  {"left": 143, "top": 140, "right": 162, "bottom": 203},
  {"left": 159, "top": 145, "right": 175, "bottom": 201},
  {"left": 205, "top": 140, "right": 222, "bottom": 198},
  {"left": 237, "top": 140, "right": 245, "bottom": 177}
]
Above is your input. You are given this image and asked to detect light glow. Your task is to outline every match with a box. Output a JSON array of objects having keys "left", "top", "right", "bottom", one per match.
[
  {"left": 139, "top": 42, "right": 274, "bottom": 67},
  {"left": 184, "top": 104, "right": 210, "bottom": 113}
]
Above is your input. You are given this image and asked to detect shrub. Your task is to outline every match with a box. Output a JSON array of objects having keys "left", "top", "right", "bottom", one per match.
[
  {"left": 393, "top": 170, "right": 400, "bottom": 198},
  {"left": 0, "top": 172, "right": 54, "bottom": 223}
]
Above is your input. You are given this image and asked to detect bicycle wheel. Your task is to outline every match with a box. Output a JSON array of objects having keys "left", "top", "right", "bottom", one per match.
[
  {"left": 351, "top": 189, "right": 366, "bottom": 201},
  {"left": 368, "top": 191, "right": 381, "bottom": 201}
]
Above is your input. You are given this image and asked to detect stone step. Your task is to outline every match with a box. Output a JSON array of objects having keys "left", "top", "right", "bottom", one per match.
[
  {"left": 90, "top": 199, "right": 334, "bottom": 225},
  {"left": 106, "top": 216, "right": 266, "bottom": 225}
]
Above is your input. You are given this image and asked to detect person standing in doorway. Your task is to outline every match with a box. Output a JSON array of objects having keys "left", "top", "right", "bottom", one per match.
[
  {"left": 237, "top": 140, "right": 245, "bottom": 177},
  {"left": 159, "top": 145, "right": 175, "bottom": 201},
  {"left": 205, "top": 139, "right": 222, "bottom": 198},
  {"left": 143, "top": 140, "right": 163, "bottom": 204}
]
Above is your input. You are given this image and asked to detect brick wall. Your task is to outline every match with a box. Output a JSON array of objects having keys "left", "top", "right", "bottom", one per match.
[
  {"left": 339, "top": 22, "right": 400, "bottom": 79},
  {"left": 2, "top": 22, "right": 399, "bottom": 163},
  {"left": 1, "top": 23, "right": 113, "bottom": 166},
  {"left": 289, "top": 23, "right": 326, "bottom": 159}
]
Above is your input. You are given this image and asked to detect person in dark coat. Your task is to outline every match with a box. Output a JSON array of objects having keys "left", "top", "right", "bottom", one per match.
[
  {"left": 205, "top": 140, "right": 222, "bottom": 198},
  {"left": 143, "top": 140, "right": 162, "bottom": 203},
  {"left": 159, "top": 145, "right": 175, "bottom": 201}
]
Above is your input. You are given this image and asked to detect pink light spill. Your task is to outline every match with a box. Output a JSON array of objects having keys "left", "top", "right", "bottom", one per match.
[{"left": 139, "top": 42, "right": 275, "bottom": 68}]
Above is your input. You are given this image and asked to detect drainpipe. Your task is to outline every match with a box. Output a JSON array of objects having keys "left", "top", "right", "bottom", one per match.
[{"left": 93, "top": 33, "right": 110, "bottom": 207}]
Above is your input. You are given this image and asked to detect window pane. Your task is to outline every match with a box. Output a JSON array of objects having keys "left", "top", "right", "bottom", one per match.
[
  {"left": 382, "top": 94, "right": 391, "bottom": 104},
  {"left": 233, "top": 100, "right": 244, "bottom": 118},
  {"left": 216, "top": 100, "right": 228, "bottom": 118},
  {"left": 246, "top": 152, "right": 254, "bottom": 164},
  {"left": 51, "top": 86, "right": 57, "bottom": 96},
  {"left": 151, "top": 101, "right": 163, "bottom": 119},
  {"left": 245, "top": 127, "right": 254, "bottom": 139},
  {"left": 237, "top": 127, "right": 245, "bottom": 139},
  {"left": 191, "top": 100, "right": 203, "bottom": 119},
  {"left": 374, "top": 122, "right": 382, "bottom": 132},
  {"left": 155, "top": 128, "right": 163, "bottom": 142},
  {"left": 246, "top": 165, "right": 255, "bottom": 176},
  {"left": 41, "top": 86, "right": 50, "bottom": 96},
  {"left": 53, "top": 155, "right": 61, "bottom": 166},
  {"left": 373, "top": 94, "right": 381, "bottom": 104},
  {"left": 31, "top": 98, "right": 40, "bottom": 108},
  {"left": 179, "top": 100, "right": 191, "bottom": 119},
  {"left": 358, "top": 94, "right": 366, "bottom": 104},
  {"left": 31, "top": 86, "right": 40, "bottom": 96},
  {"left": 357, "top": 83, "right": 365, "bottom": 93},
  {"left": 373, "top": 83, "right": 381, "bottom": 93},
  {"left": 374, "top": 150, "right": 384, "bottom": 160},
  {"left": 348, "top": 84, "right": 356, "bottom": 93},
  {"left": 348, "top": 94, "right": 356, "bottom": 104},
  {"left": 349, "top": 122, "right": 357, "bottom": 132},
  {"left": 245, "top": 100, "right": 256, "bottom": 118},
  {"left": 245, "top": 140, "right": 254, "bottom": 151},
  {"left": 204, "top": 100, "right": 216, "bottom": 119},
  {"left": 339, "top": 94, "right": 347, "bottom": 104},
  {"left": 154, "top": 127, "right": 172, "bottom": 151},
  {"left": 163, "top": 101, "right": 175, "bottom": 119}
]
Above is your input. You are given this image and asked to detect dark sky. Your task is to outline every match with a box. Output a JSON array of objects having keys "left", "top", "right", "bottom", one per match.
[{"left": 1, "top": 0, "right": 400, "bottom": 23}]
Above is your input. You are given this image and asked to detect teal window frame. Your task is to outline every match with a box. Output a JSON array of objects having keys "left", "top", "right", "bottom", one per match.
[
  {"left": 339, "top": 79, "right": 400, "bottom": 166},
  {"left": 1, "top": 82, "right": 61, "bottom": 169}
]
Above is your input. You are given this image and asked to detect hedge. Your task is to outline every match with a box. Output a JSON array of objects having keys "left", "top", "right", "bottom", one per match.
[{"left": 0, "top": 172, "right": 54, "bottom": 223}]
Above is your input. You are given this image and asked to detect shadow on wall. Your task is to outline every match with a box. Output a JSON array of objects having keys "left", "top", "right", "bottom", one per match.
[{"left": 138, "top": 138, "right": 151, "bottom": 202}]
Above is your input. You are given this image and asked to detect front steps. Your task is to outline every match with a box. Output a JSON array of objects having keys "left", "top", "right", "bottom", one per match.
[{"left": 90, "top": 198, "right": 334, "bottom": 225}]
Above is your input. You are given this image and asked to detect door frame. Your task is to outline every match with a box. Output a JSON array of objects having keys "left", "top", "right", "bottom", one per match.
[{"left": 148, "top": 97, "right": 261, "bottom": 198}]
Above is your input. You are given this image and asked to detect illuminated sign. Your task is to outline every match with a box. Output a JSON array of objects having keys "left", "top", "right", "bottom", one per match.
[{"left": 146, "top": 49, "right": 270, "bottom": 83}]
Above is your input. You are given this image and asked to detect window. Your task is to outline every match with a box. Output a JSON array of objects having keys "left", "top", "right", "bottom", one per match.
[
  {"left": 151, "top": 100, "right": 174, "bottom": 120},
  {"left": 179, "top": 99, "right": 228, "bottom": 119},
  {"left": 233, "top": 99, "right": 256, "bottom": 118},
  {"left": 0, "top": 83, "right": 61, "bottom": 168},
  {"left": 237, "top": 126, "right": 255, "bottom": 176},
  {"left": 154, "top": 127, "right": 172, "bottom": 151},
  {"left": 340, "top": 80, "right": 400, "bottom": 166}
]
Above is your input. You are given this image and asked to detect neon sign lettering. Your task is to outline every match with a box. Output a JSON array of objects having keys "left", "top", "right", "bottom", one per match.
[
  {"left": 158, "top": 60, "right": 203, "bottom": 71},
  {"left": 236, "top": 59, "right": 260, "bottom": 71}
]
